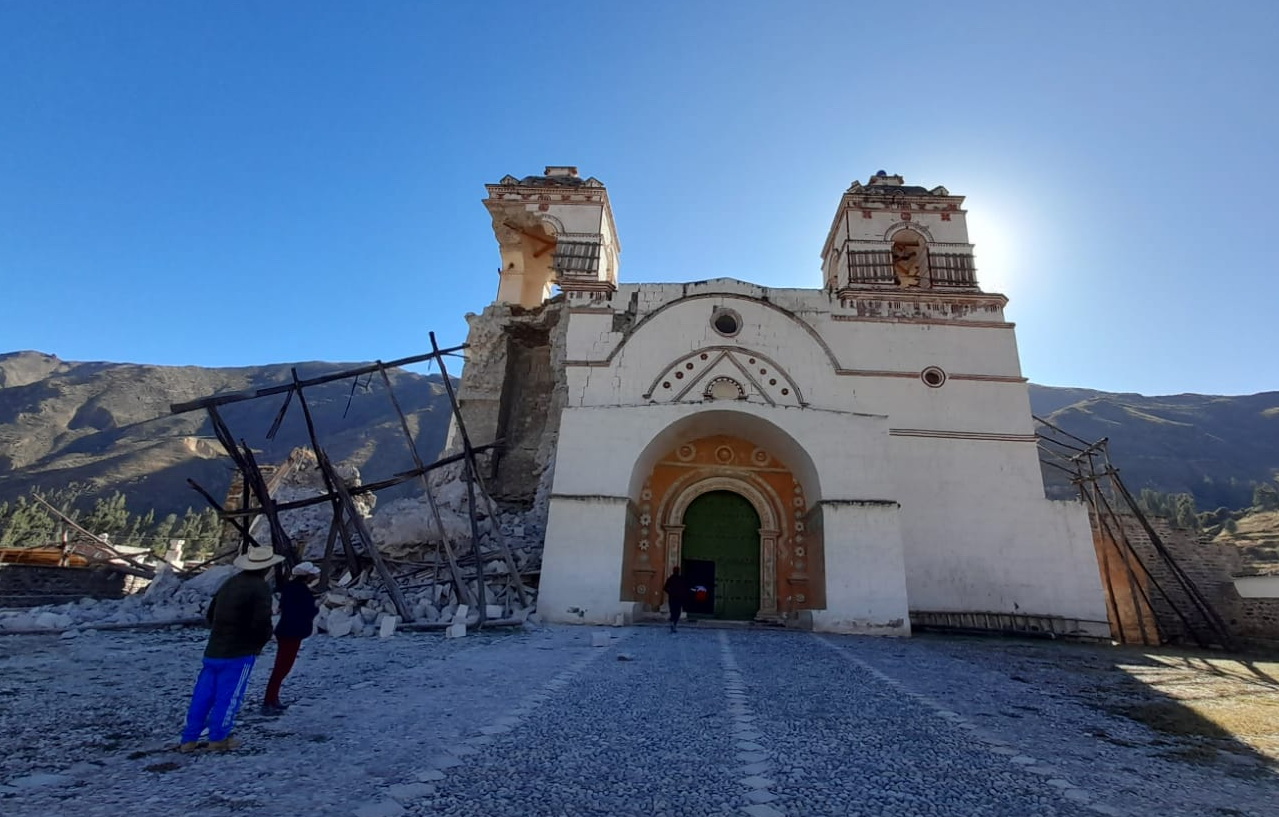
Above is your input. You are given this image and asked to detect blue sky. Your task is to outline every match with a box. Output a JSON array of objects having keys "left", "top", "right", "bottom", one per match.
[{"left": 1, "top": 2, "right": 1276, "bottom": 395}]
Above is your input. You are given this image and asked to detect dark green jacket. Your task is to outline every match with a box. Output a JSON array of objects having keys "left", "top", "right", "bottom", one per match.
[{"left": 204, "top": 571, "right": 274, "bottom": 659}]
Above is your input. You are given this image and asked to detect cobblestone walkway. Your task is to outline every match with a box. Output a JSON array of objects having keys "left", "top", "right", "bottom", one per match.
[
  {"left": 3, "top": 625, "right": 1277, "bottom": 817},
  {"left": 406, "top": 628, "right": 1105, "bottom": 817}
]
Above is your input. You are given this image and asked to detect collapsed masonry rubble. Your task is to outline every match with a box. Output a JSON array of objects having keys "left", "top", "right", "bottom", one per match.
[
  {"left": 1, "top": 313, "right": 571, "bottom": 634},
  {"left": 158, "top": 340, "right": 541, "bottom": 633}
]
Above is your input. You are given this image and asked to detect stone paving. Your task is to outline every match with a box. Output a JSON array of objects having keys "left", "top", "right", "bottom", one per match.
[{"left": 1, "top": 624, "right": 1276, "bottom": 816}]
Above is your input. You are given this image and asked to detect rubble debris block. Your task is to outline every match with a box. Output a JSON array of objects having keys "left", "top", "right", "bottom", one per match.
[
  {"left": 484, "top": 604, "right": 503, "bottom": 620},
  {"left": 327, "top": 610, "right": 354, "bottom": 638},
  {"left": 451, "top": 604, "right": 469, "bottom": 625},
  {"left": 446, "top": 621, "right": 467, "bottom": 639},
  {"left": 378, "top": 615, "right": 399, "bottom": 638}
]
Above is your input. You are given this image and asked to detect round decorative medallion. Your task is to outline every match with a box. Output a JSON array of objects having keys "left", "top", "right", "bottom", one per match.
[
  {"left": 685, "top": 362, "right": 695, "bottom": 370},
  {"left": 640, "top": 514, "right": 651, "bottom": 526},
  {"left": 796, "top": 593, "right": 806, "bottom": 603},
  {"left": 795, "top": 534, "right": 804, "bottom": 544},
  {"left": 794, "top": 546, "right": 806, "bottom": 557},
  {"left": 662, "top": 381, "right": 671, "bottom": 389},
  {"left": 781, "top": 388, "right": 790, "bottom": 396},
  {"left": 751, "top": 447, "right": 770, "bottom": 466},
  {"left": 700, "top": 353, "right": 708, "bottom": 360},
  {"left": 921, "top": 366, "right": 947, "bottom": 388},
  {"left": 793, "top": 483, "right": 802, "bottom": 494},
  {"left": 795, "top": 520, "right": 805, "bottom": 532},
  {"left": 640, "top": 552, "right": 650, "bottom": 563},
  {"left": 768, "top": 378, "right": 777, "bottom": 386},
  {"left": 793, "top": 496, "right": 804, "bottom": 507},
  {"left": 637, "top": 584, "right": 647, "bottom": 595},
  {"left": 676, "top": 443, "right": 696, "bottom": 462},
  {"left": 675, "top": 371, "right": 684, "bottom": 379},
  {"left": 714, "top": 445, "right": 734, "bottom": 464},
  {"left": 638, "top": 539, "right": 649, "bottom": 550},
  {"left": 641, "top": 488, "right": 651, "bottom": 501}
]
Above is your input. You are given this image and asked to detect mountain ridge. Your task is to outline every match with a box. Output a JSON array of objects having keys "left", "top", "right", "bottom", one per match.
[{"left": 1, "top": 351, "right": 1276, "bottom": 519}]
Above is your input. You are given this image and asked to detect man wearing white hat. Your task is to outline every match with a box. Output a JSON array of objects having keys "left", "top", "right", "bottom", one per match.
[
  {"left": 177, "top": 545, "right": 283, "bottom": 753},
  {"left": 260, "top": 561, "right": 321, "bottom": 716}
]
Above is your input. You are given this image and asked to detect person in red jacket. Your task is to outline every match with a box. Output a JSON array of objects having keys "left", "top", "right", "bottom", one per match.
[{"left": 261, "top": 561, "right": 321, "bottom": 716}]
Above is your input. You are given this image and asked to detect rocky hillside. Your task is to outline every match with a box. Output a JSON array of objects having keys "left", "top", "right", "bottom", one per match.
[
  {"left": 0, "top": 351, "right": 455, "bottom": 518},
  {"left": 1029, "top": 385, "right": 1279, "bottom": 509},
  {"left": 0, "top": 351, "right": 1275, "bottom": 521}
]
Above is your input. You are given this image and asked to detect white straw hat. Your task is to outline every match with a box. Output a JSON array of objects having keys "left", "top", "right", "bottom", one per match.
[
  {"left": 233, "top": 545, "right": 286, "bottom": 571},
  {"left": 291, "top": 561, "right": 321, "bottom": 577}
]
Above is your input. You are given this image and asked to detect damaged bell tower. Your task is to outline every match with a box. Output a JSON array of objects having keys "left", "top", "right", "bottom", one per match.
[
  {"left": 484, "top": 165, "right": 621, "bottom": 307},
  {"left": 448, "top": 167, "right": 621, "bottom": 517}
]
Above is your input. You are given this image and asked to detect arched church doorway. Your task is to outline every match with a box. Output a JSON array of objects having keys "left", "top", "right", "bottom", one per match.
[{"left": 681, "top": 490, "right": 761, "bottom": 620}]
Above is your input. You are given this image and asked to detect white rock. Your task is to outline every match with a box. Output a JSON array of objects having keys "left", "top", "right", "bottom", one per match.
[
  {"left": 359, "top": 606, "right": 378, "bottom": 624},
  {"left": 484, "top": 605, "right": 503, "bottom": 619},
  {"left": 327, "top": 610, "right": 354, "bottom": 638},
  {"left": 143, "top": 564, "right": 181, "bottom": 603},
  {"left": 451, "top": 604, "right": 468, "bottom": 625},
  {"left": 182, "top": 565, "right": 236, "bottom": 597},
  {"left": 446, "top": 621, "right": 467, "bottom": 639},
  {"left": 378, "top": 616, "right": 399, "bottom": 638},
  {"left": 34, "top": 612, "right": 73, "bottom": 630}
]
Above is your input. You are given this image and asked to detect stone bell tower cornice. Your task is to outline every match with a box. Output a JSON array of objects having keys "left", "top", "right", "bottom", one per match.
[{"left": 483, "top": 167, "right": 621, "bottom": 308}]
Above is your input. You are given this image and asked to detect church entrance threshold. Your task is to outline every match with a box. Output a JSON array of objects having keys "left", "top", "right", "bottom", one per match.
[{"left": 680, "top": 490, "right": 760, "bottom": 620}]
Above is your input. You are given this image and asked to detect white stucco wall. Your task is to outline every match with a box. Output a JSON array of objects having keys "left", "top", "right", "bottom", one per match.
[
  {"left": 538, "top": 401, "right": 911, "bottom": 632},
  {"left": 538, "top": 277, "right": 1106, "bottom": 634}
]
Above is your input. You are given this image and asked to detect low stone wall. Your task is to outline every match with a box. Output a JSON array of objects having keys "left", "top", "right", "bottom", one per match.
[{"left": 0, "top": 564, "right": 132, "bottom": 608}]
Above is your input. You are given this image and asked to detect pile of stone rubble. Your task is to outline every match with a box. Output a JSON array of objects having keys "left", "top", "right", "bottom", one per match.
[
  {"left": 0, "top": 559, "right": 536, "bottom": 637},
  {"left": 0, "top": 450, "right": 550, "bottom": 636}
]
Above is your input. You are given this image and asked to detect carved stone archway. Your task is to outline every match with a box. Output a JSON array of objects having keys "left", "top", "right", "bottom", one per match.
[{"left": 660, "top": 470, "right": 785, "bottom": 618}]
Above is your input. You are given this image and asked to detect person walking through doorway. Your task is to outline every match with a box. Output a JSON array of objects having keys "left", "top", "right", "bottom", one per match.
[
  {"left": 261, "top": 561, "right": 321, "bottom": 716},
  {"left": 177, "top": 545, "right": 281, "bottom": 753},
  {"left": 664, "top": 566, "right": 688, "bottom": 633}
]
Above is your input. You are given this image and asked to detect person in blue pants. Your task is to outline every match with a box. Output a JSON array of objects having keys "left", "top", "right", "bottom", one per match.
[{"left": 178, "top": 545, "right": 282, "bottom": 753}]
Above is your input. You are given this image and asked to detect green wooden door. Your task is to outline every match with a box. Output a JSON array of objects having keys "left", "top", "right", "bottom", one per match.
[{"left": 681, "top": 491, "right": 760, "bottom": 620}]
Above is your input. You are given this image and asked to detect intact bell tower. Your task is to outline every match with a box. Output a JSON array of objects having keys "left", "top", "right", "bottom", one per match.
[
  {"left": 820, "top": 171, "right": 980, "bottom": 295},
  {"left": 483, "top": 166, "right": 621, "bottom": 308}
]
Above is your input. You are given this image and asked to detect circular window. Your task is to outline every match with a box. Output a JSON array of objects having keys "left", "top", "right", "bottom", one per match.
[
  {"left": 921, "top": 366, "right": 947, "bottom": 388},
  {"left": 712, "top": 309, "right": 741, "bottom": 337}
]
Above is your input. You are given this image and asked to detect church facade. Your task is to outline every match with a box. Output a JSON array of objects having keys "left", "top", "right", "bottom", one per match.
[{"left": 455, "top": 167, "right": 1109, "bottom": 637}]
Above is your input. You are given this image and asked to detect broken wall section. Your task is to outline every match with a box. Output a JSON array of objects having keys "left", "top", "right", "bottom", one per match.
[{"left": 443, "top": 299, "right": 570, "bottom": 543}]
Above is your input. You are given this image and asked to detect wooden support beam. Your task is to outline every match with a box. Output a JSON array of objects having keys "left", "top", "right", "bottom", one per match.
[
  {"left": 320, "top": 448, "right": 414, "bottom": 622},
  {"left": 431, "top": 331, "right": 489, "bottom": 625},
  {"left": 375, "top": 363, "right": 473, "bottom": 606},
  {"left": 170, "top": 346, "right": 466, "bottom": 414}
]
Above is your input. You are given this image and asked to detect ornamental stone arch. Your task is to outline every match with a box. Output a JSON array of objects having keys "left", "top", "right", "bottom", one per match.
[
  {"left": 623, "top": 412, "right": 824, "bottom": 621},
  {"left": 658, "top": 469, "right": 784, "bottom": 617}
]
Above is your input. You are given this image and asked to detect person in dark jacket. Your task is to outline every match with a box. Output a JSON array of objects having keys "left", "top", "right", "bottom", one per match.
[
  {"left": 177, "top": 545, "right": 281, "bottom": 753},
  {"left": 261, "top": 561, "right": 321, "bottom": 716},
  {"left": 663, "top": 566, "right": 688, "bottom": 633}
]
